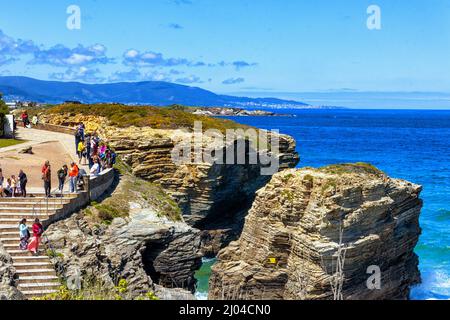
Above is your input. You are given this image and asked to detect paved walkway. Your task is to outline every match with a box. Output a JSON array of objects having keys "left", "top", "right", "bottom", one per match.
[{"left": 0, "top": 127, "right": 90, "bottom": 192}]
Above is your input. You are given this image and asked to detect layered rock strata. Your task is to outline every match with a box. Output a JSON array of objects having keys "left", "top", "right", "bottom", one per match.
[
  {"left": 209, "top": 164, "right": 423, "bottom": 300},
  {"left": 40, "top": 114, "right": 299, "bottom": 254}
]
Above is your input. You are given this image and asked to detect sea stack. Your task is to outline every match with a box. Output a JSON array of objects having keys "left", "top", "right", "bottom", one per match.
[{"left": 209, "top": 164, "right": 423, "bottom": 300}]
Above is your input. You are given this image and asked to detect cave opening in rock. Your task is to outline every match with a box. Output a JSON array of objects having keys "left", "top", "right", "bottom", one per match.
[{"left": 142, "top": 242, "right": 166, "bottom": 287}]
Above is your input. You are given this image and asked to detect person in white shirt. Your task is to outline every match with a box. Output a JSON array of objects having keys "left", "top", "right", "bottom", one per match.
[{"left": 90, "top": 159, "right": 100, "bottom": 176}]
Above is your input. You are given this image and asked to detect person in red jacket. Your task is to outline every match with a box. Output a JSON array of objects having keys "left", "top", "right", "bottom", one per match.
[
  {"left": 28, "top": 218, "right": 44, "bottom": 255},
  {"left": 42, "top": 161, "right": 51, "bottom": 197}
]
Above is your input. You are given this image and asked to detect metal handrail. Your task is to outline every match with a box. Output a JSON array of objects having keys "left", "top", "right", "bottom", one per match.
[{"left": 31, "top": 176, "right": 72, "bottom": 219}]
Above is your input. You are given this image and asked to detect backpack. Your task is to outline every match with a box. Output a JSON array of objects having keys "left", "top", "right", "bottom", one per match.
[{"left": 58, "top": 169, "right": 66, "bottom": 179}]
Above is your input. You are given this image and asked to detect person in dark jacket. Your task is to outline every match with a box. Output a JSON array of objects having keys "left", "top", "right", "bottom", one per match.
[
  {"left": 57, "top": 165, "right": 68, "bottom": 193},
  {"left": 18, "top": 170, "right": 28, "bottom": 197}
]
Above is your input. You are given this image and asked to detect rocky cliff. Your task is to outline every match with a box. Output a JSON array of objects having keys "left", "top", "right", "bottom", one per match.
[
  {"left": 39, "top": 111, "right": 299, "bottom": 255},
  {"left": 209, "top": 164, "right": 423, "bottom": 300},
  {"left": 44, "top": 173, "right": 202, "bottom": 299},
  {"left": 0, "top": 243, "right": 24, "bottom": 300}
]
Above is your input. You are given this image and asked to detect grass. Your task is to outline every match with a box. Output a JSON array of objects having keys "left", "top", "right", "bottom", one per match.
[
  {"left": 44, "top": 103, "right": 252, "bottom": 132},
  {"left": 33, "top": 278, "right": 159, "bottom": 301},
  {"left": 0, "top": 139, "right": 25, "bottom": 148},
  {"left": 85, "top": 165, "right": 182, "bottom": 224},
  {"left": 319, "top": 162, "right": 383, "bottom": 175}
]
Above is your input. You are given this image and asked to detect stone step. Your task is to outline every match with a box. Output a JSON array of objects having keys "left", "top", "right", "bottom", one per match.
[
  {"left": 16, "top": 269, "right": 57, "bottom": 277},
  {"left": 12, "top": 256, "right": 50, "bottom": 263},
  {"left": 0, "top": 217, "right": 53, "bottom": 224},
  {"left": 0, "top": 226, "right": 21, "bottom": 233},
  {"left": 13, "top": 262, "right": 54, "bottom": 270},
  {"left": 0, "top": 237, "right": 19, "bottom": 245},
  {"left": 0, "top": 201, "right": 70, "bottom": 208},
  {"left": 6, "top": 249, "right": 40, "bottom": 257},
  {"left": 19, "top": 283, "right": 60, "bottom": 292},
  {"left": 0, "top": 196, "right": 75, "bottom": 203},
  {"left": 0, "top": 231, "right": 19, "bottom": 239},
  {"left": 21, "top": 289, "right": 58, "bottom": 298},
  {"left": 1, "top": 242, "right": 20, "bottom": 249},
  {"left": 0, "top": 212, "right": 51, "bottom": 217},
  {"left": 18, "top": 275, "right": 58, "bottom": 283},
  {"left": 0, "top": 206, "right": 63, "bottom": 213}
]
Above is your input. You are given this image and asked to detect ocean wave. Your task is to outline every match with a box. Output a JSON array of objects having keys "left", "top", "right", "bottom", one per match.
[
  {"left": 411, "top": 269, "right": 450, "bottom": 300},
  {"left": 195, "top": 291, "right": 208, "bottom": 300}
]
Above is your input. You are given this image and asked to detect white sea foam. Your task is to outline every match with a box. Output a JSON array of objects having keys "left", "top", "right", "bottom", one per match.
[
  {"left": 195, "top": 291, "right": 208, "bottom": 300},
  {"left": 411, "top": 269, "right": 450, "bottom": 300}
]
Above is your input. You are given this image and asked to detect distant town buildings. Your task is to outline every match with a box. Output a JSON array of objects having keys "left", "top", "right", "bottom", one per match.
[{"left": 5, "top": 101, "right": 42, "bottom": 110}]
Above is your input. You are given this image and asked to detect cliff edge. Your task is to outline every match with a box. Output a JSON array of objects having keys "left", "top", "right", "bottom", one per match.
[{"left": 209, "top": 164, "right": 422, "bottom": 300}]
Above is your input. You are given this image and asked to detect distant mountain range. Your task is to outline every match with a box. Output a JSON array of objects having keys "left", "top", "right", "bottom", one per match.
[{"left": 0, "top": 76, "right": 312, "bottom": 108}]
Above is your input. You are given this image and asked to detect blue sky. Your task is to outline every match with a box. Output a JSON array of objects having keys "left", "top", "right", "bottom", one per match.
[{"left": 0, "top": 0, "right": 449, "bottom": 97}]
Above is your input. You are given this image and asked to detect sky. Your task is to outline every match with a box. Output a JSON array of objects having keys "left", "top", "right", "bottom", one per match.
[{"left": 0, "top": 0, "right": 449, "bottom": 104}]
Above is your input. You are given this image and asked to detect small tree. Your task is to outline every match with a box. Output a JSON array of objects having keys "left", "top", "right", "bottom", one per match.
[{"left": 0, "top": 93, "right": 9, "bottom": 137}]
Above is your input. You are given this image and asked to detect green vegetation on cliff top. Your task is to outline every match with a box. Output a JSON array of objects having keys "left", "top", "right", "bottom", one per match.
[
  {"left": 45, "top": 103, "right": 250, "bottom": 132},
  {"left": 319, "top": 162, "right": 383, "bottom": 175},
  {"left": 84, "top": 160, "right": 182, "bottom": 225}
]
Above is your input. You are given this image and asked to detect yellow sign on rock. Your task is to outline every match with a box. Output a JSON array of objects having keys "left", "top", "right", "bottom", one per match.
[{"left": 268, "top": 257, "right": 277, "bottom": 264}]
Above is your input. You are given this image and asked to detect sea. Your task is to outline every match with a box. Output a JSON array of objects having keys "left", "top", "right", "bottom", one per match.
[{"left": 194, "top": 108, "right": 450, "bottom": 301}]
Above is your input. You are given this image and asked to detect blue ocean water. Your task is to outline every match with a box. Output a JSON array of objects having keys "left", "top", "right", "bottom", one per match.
[{"left": 224, "top": 109, "right": 450, "bottom": 300}]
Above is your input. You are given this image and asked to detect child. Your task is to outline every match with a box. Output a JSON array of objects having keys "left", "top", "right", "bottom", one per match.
[{"left": 10, "top": 175, "right": 17, "bottom": 197}]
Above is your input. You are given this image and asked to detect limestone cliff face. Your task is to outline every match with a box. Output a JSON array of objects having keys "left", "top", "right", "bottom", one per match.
[
  {"left": 209, "top": 164, "right": 422, "bottom": 300},
  {"left": 45, "top": 209, "right": 201, "bottom": 298},
  {"left": 40, "top": 113, "right": 299, "bottom": 255}
]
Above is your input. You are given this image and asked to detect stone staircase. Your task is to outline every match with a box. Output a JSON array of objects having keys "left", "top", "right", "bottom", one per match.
[{"left": 0, "top": 193, "right": 78, "bottom": 299}]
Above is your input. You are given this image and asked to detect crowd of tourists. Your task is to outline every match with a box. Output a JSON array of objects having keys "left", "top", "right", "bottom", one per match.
[
  {"left": 0, "top": 168, "right": 28, "bottom": 197},
  {"left": 0, "top": 120, "right": 116, "bottom": 256},
  {"left": 74, "top": 123, "right": 117, "bottom": 174}
]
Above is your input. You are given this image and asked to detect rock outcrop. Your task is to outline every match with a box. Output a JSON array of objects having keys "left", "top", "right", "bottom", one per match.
[
  {"left": 209, "top": 164, "right": 423, "bottom": 300},
  {"left": 45, "top": 208, "right": 202, "bottom": 297},
  {"left": 0, "top": 244, "right": 24, "bottom": 300},
  {"left": 39, "top": 113, "right": 299, "bottom": 255}
]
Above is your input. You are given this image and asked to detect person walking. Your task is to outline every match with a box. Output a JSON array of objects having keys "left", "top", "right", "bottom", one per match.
[
  {"left": 42, "top": 161, "right": 51, "bottom": 197},
  {"left": 19, "top": 218, "right": 30, "bottom": 251},
  {"left": 85, "top": 134, "right": 92, "bottom": 168},
  {"left": 18, "top": 170, "right": 28, "bottom": 197},
  {"left": 28, "top": 218, "right": 44, "bottom": 256},
  {"left": 77, "top": 139, "right": 86, "bottom": 165},
  {"left": 75, "top": 123, "right": 84, "bottom": 155},
  {"left": 69, "top": 162, "right": 79, "bottom": 193},
  {"left": 21, "top": 111, "right": 29, "bottom": 128},
  {"left": 57, "top": 165, "right": 68, "bottom": 193}
]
